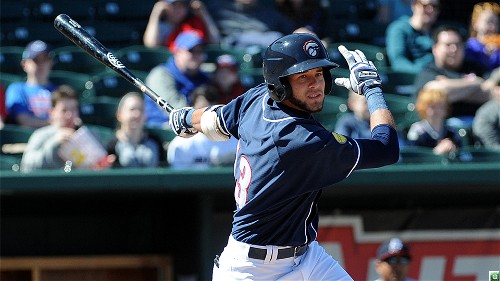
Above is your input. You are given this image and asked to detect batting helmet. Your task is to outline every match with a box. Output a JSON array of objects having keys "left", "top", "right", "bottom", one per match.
[{"left": 263, "top": 33, "right": 338, "bottom": 102}]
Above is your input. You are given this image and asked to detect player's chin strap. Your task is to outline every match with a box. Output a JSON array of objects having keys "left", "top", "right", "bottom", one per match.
[{"left": 200, "top": 105, "right": 231, "bottom": 142}]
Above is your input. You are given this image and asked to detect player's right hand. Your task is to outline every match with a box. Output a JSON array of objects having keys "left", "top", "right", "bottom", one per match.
[
  {"left": 169, "top": 107, "right": 198, "bottom": 138},
  {"left": 334, "top": 45, "right": 382, "bottom": 96}
]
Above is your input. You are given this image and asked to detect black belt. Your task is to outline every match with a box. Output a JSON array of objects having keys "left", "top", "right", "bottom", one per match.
[{"left": 248, "top": 244, "right": 308, "bottom": 260}]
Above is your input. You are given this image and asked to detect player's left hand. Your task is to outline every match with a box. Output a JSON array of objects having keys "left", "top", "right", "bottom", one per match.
[
  {"left": 169, "top": 107, "right": 198, "bottom": 138},
  {"left": 334, "top": 45, "right": 381, "bottom": 96}
]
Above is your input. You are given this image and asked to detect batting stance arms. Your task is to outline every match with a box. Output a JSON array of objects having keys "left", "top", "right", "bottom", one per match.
[{"left": 170, "top": 33, "right": 399, "bottom": 281}]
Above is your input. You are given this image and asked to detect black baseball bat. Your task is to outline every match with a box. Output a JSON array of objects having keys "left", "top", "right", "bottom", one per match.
[{"left": 53, "top": 13, "right": 174, "bottom": 113}]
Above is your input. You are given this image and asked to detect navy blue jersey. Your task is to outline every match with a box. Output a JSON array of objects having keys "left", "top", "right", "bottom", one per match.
[{"left": 220, "top": 84, "right": 398, "bottom": 246}]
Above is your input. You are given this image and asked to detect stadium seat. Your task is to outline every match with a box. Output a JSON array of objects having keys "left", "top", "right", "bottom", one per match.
[
  {"left": 1, "top": 21, "right": 70, "bottom": 47},
  {"left": 30, "top": 0, "right": 96, "bottom": 22},
  {"left": 0, "top": 0, "right": 30, "bottom": 23},
  {"left": 0, "top": 73, "right": 25, "bottom": 89},
  {"left": 83, "top": 21, "right": 142, "bottom": 49},
  {"left": 115, "top": 45, "right": 171, "bottom": 72},
  {"left": 85, "top": 123, "right": 116, "bottom": 144},
  {"left": 95, "top": 0, "right": 155, "bottom": 21},
  {"left": 49, "top": 70, "right": 95, "bottom": 102},
  {"left": 145, "top": 127, "right": 178, "bottom": 153},
  {"left": 380, "top": 70, "right": 417, "bottom": 96},
  {"left": 383, "top": 94, "right": 418, "bottom": 129},
  {"left": 398, "top": 147, "right": 447, "bottom": 164},
  {"left": 0, "top": 46, "right": 25, "bottom": 75},
  {"left": 0, "top": 124, "right": 35, "bottom": 161},
  {"left": 52, "top": 46, "right": 108, "bottom": 74},
  {"left": 313, "top": 96, "right": 348, "bottom": 131},
  {"left": 89, "top": 71, "right": 148, "bottom": 100},
  {"left": 80, "top": 99, "right": 119, "bottom": 129},
  {"left": 455, "top": 147, "right": 500, "bottom": 163},
  {"left": 203, "top": 44, "right": 260, "bottom": 73},
  {"left": 0, "top": 154, "right": 21, "bottom": 171},
  {"left": 330, "top": 20, "right": 388, "bottom": 46}
]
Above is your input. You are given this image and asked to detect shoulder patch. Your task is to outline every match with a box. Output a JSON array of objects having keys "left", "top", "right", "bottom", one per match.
[{"left": 332, "top": 132, "right": 347, "bottom": 144}]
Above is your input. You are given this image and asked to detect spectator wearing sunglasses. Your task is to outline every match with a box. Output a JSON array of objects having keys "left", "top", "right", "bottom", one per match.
[{"left": 374, "top": 238, "right": 417, "bottom": 281}]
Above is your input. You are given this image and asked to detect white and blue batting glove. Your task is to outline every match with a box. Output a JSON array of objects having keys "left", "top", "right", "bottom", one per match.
[
  {"left": 334, "top": 45, "right": 382, "bottom": 96},
  {"left": 169, "top": 107, "right": 198, "bottom": 138}
]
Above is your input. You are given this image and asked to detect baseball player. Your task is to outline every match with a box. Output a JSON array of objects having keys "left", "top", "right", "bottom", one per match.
[{"left": 169, "top": 33, "right": 399, "bottom": 280}]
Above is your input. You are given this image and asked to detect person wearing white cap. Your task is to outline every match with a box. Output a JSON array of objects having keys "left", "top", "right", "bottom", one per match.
[{"left": 5, "top": 40, "right": 57, "bottom": 128}]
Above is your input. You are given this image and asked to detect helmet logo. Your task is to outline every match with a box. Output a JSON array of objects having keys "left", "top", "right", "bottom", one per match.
[{"left": 303, "top": 40, "right": 320, "bottom": 57}]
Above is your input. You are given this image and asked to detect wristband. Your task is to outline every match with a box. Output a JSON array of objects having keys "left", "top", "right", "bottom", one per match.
[
  {"left": 364, "top": 87, "right": 388, "bottom": 115},
  {"left": 185, "top": 108, "right": 196, "bottom": 127}
]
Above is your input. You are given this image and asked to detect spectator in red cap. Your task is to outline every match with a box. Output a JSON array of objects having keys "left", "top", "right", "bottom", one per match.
[
  {"left": 211, "top": 54, "right": 247, "bottom": 104},
  {"left": 143, "top": 0, "right": 220, "bottom": 50},
  {"left": 374, "top": 238, "right": 416, "bottom": 281}
]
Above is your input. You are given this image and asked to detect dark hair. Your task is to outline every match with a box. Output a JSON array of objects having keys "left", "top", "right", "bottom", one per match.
[
  {"left": 51, "top": 84, "right": 78, "bottom": 107},
  {"left": 190, "top": 84, "right": 220, "bottom": 105},
  {"left": 431, "top": 24, "right": 466, "bottom": 44}
]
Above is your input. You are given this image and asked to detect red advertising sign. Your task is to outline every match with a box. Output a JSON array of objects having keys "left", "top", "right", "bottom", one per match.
[{"left": 317, "top": 216, "right": 500, "bottom": 281}]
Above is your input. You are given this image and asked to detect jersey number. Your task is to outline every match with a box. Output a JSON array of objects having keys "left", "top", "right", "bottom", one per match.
[{"left": 235, "top": 155, "right": 251, "bottom": 209}]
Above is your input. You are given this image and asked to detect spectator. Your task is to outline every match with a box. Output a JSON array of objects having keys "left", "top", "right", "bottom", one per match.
[
  {"left": 144, "top": 31, "right": 210, "bottom": 128},
  {"left": 274, "top": 0, "right": 329, "bottom": 40},
  {"left": 385, "top": 0, "right": 440, "bottom": 74},
  {"left": 20, "top": 85, "right": 111, "bottom": 172},
  {"left": 472, "top": 67, "right": 500, "bottom": 149},
  {"left": 143, "top": 0, "right": 220, "bottom": 49},
  {"left": 5, "top": 40, "right": 57, "bottom": 128},
  {"left": 106, "top": 92, "right": 166, "bottom": 168},
  {"left": 414, "top": 25, "right": 490, "bottom": 120},
  {"left": 211, "top": 54, "right": 246, "bottom": 104},
  {"left": 374, "top": 238, "right": 416, "bottom": 281},
  {"left": 167, "top": 84, "right": 238, "bottom": 169},
  {"left": 206, "top": 0, "right": 296, "bottom": 49},
  {"left": 376, "top": 0, "right": 412, "bottom": 25},
  {"left": 465, "top": 2, "right": 500, "bottom": 72},
  {"left": 407, "top": 87, "right": 462, "bottom": 155},
  {"left": 334, "top": 90, "right": 371, "bottom": 139}
]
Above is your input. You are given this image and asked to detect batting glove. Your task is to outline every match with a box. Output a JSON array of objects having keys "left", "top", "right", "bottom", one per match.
[
  {"left": 169, "top": 107, "right": 198, "bottom": 138},
  {"left": 334, "top": 45, "right": 382, "bottom": 96}
]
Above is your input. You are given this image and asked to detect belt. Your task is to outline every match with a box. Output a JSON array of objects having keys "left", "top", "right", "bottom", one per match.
[{"left": 248, "top": 244, "right": 308, "bottom": 260}]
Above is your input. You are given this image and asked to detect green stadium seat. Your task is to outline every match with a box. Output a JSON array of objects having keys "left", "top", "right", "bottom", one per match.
[
  {"left": 380, "top": 70, "right": 417, "bottom": 96},
  {"left": 0, "top": 124, "right": 35, "bottom": 160},
  {"left": 89, "top": 71, "right": 148, "bottom": 100},
  {"left": 455, "top": 146, "right": 500, "bottom": 163},
  {"left": 0, "top": 73, "right": 25, "bottom": 89},
  {"left": 0, "top": 154, "right": 21, "bottom": 171},
  {"left": 52, "top": 46, "right": 108, "bottom": 75},
  {"left": 115, "top": 45, "right": 171, "bottom": 73},
  {"left": 49, "top": 70, "right": 95, "bottom": 103},
  {"left": 398, "top": 147, "right": 448, "bottom": 164},
  {"left": 80, "top": 99, "right": 119, "bottom": 129},
  {"left": 0, "top": 46, "right": 25, "bottom": 75},
  {"left": 85, "top": 124, "right": 116, "bottom": 145}
]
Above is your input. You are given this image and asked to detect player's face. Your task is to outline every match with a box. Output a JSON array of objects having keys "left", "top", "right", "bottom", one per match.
[{"left": 285, "top": 67, "right": 325, "bottom": 113}]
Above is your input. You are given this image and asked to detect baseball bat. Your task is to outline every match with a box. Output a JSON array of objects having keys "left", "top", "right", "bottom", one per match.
[{"left": 53, "top": 13, "right": 174, "bottom": 113}]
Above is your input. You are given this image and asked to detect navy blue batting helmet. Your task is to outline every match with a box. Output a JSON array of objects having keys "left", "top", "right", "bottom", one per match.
[{"left": 263, "top": 33, "right": 338, "bottom": 102}]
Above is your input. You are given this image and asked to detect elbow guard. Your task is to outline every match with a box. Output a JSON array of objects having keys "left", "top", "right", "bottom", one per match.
[{"left": 200, "top": 105, "right": 231, "bottom": 142}]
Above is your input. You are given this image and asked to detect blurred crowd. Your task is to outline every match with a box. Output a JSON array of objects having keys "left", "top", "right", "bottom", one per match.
[{"left": 1, "top": 0, "right": 499, "bottom": 172}]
